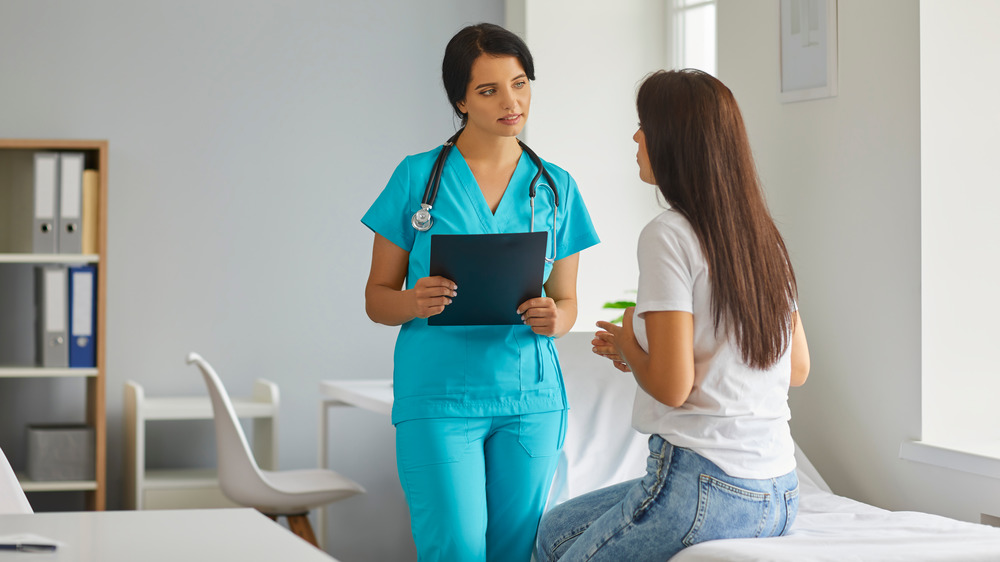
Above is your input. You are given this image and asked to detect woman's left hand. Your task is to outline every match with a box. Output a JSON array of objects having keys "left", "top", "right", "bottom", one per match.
[
  {"left": 594, "top": 307, "right": 636, "bottom": 372},
  {"left": 517, "top": 297, "right": 559, "bottom": 337}
]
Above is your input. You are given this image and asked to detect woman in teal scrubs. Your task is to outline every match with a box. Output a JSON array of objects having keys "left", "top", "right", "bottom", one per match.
[{"left": 362, "top": 23, "right": 599, "bottom": 562}]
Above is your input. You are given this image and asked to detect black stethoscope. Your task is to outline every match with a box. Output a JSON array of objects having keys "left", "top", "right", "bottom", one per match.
[{"left": 410, "top": 128, "right": 560, "bottom": 263}]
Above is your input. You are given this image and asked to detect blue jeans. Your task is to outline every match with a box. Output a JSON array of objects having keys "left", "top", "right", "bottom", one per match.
[
  {"left": 535, "top": 435, "right": 799, "bottom": 562},
  {"left": 396, "top": 411, "right": 566, "bottom": 562}
]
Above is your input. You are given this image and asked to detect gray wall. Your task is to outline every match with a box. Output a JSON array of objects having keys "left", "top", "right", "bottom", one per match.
[{"left": 0, "top": 1, "right": 501, "bottom": 560}]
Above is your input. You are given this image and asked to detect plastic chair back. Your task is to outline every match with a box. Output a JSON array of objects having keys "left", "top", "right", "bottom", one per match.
[
  {"left": 186, "top": 352, "right": 267, "bottom": 506},
  {"left": 0, "top": 445, "right": 32, "bottom": 514}
]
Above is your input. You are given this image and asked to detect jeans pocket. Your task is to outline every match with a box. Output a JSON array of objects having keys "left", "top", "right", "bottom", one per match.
[
  {"left": 780, "top": 486, "right": 800, "bottom": 536},
  {"left": 682, "top": 474, "right": 771, "bottom": 546}
]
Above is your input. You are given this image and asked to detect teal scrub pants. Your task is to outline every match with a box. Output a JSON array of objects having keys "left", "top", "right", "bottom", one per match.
[{"left": 395, "top": 410, "right": 567, "bottom": 562}]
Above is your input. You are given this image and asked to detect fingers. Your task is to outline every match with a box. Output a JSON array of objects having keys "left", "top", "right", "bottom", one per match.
[
  {"left": 415, "top": 276, "right": 456, "bottom": 291},
  {"left": 593, "top": 349, "right": 621, "bottom": 362},
  {"left": 621, "top": 307, "right": 635, "bottom": 330},
  {"left": 590, "top": 343, "right": 631, "bottom": 372},
  {"left": 413, "top": 276, "right": 457, "bottom": 319},
  {"left": 591, "top": 325, "right": 626, "bottom": 368},
  {"left": 414, "top": 295, "right": 451, "bottom": 318},
  {"left": 591, "top": 334, "right": 621, "bottom": 360},
  {"left": 595, "top": 320, "right": 622, "bottom": 335},
  {"left": 519, "top": 297, "right": 557, "bottom": 337},
  {"left": 592, "top": 331, "right": 614, "bottom": 343},
  {"left": 516, "top": 297, "right": 554, "bottom": 316}
]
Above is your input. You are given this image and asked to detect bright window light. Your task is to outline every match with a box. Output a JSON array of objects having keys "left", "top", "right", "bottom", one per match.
[{"left": 668, "top": 0, "right": 717, "bottom": 75}]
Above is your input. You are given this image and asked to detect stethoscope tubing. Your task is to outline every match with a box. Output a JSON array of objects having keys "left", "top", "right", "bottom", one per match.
[
  {"left": 411, "top": 129, "right": 560, "bottom": 263},
  {"left": 426, "top": 129, "right": 463, "bottom": 212}
]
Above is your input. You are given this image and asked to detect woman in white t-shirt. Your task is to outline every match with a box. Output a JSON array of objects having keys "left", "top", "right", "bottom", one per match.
[{"left": 534, "top": 69, "right": 810, "bottom": 562}]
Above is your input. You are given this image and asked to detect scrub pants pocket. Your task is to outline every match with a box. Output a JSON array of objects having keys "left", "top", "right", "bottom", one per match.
[
  {"left": 517, "top": 410, "right": 566, "bottom": 458},
  {"left": 396, "top": 418, "right": 488, "bottom": 561},
  {"left": 396, "top": 418, "right": 469, "bottom": 468}
]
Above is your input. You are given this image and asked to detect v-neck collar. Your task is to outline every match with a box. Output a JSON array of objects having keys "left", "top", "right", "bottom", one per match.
[{"left": 446, "top": 147, "right": 530, "bottom": 233}]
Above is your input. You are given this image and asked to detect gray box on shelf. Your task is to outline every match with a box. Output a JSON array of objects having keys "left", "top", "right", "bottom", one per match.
[{"left": 26, "top": 424, "right": 95, "bottom": 481}]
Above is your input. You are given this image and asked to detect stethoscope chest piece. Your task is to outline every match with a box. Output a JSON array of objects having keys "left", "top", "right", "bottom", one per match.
[{"left": 411, "top": 203, "right": 433, "bottom": 232}]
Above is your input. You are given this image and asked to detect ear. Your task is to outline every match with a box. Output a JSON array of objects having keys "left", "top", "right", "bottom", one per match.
[{"left": 457, "top": 99, "right": 467, "bottom": 112}]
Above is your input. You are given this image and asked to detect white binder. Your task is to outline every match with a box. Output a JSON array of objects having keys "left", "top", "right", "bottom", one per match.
[
  {"left": 58, "top": 152, "right": 85, "bottom": 254},
  {"left": 35, "top": 265, "right": 69, "bottom": 368},
  {"left": 33, "top": 152, "right": 59, "bottom": 254}
]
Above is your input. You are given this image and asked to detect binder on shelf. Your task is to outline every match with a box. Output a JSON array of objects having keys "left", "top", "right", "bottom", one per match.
[
  {"left": 33, "top": 153, "right": 59, "bottom": 254},
  {"left": 57, "top": 152, "right": 85, "bottom": 254},
  {"left": 35, "top": 265, "right": 69, "bottom": 368},
  {"left": 81, "top": 169, "right": 99, "bottom": 255},
  {"left": 68, "top": 265, "right": 97, "bottom": 368},
  {"left": 0, "top": 149, "right": 33, "bottom": 252}
]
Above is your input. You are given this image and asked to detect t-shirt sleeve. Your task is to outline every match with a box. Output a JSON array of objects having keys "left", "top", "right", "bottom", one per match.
[
  {"left": 554, "top": 171, "right": 600, "bottom": 258},
  {"left": 361, "top": 157, "right": 417, "bottom": 253},
  {"left": 635, "top": 219, "right": 694, "bottom": 317}
]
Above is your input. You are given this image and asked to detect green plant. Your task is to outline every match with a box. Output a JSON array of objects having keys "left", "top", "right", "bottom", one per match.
[{"left": 602, "top": 297, "right": 636, "bottom": 325}]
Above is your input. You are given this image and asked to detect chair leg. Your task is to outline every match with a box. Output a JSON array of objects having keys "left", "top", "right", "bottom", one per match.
[{"left": 286, "top": 513, "right": 319, "bottom": 547}]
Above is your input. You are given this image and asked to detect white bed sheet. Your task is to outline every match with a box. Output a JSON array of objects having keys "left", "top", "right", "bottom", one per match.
[
  {"left": 671, "top": 474, "right": 1000, "bottom": 561},
  {"left": 553, "top": 368, "right": 1000, "bottom": 561}
]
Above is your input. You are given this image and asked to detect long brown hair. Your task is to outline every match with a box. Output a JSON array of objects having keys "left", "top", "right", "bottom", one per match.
[{"left": 637, "top": 69, "right": 796, "bottom": 370}]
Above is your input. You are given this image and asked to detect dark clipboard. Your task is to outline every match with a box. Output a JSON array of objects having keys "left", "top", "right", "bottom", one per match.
[{"left": 428, "top": 232, "right": 548, "bottom": 326}]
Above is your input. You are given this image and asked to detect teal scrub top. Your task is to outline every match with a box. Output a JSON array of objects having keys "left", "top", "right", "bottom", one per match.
[{"left": 362, "top": 144, "right": 600, "bottom": 425}]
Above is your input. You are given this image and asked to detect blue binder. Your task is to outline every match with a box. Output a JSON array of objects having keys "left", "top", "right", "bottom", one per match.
[{"left": 67, "top": 265, "right": 96, "bottom": 368}]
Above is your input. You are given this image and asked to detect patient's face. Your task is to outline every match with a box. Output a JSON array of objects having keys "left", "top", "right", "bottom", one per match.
[{"left": 633, "top": 127, "right": 655, "bottom": 185}]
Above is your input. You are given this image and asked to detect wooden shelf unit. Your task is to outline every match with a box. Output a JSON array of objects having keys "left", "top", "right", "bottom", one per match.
[{"left": 0, "top": 139, "right": 108, "bottom": 510}]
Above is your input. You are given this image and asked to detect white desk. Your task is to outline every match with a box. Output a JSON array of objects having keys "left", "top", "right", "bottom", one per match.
[
  {"left": 319, "top": 379, "right": 393, "bottom": 417},
  {"left": 317, "top": 379, "right": 393, "bottom": 549},
  {"left": 0, "top": 508, "right": 339, "bottom": 562}
]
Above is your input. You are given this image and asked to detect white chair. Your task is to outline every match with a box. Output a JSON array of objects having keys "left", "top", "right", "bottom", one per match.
[
  {"left": 0, "top": 445, "right": 32, "bottom": 514},
  {"left": 186, "top": 352, "right": 364, "bottom": 547}
]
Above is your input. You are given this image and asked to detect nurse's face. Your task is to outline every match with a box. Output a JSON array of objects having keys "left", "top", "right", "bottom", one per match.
[
  {"left": 633, "top": 127, "right": 656, "bottom": 185},
  {"left": 457, "top": 54, "right": 530, "bottom": 138}
]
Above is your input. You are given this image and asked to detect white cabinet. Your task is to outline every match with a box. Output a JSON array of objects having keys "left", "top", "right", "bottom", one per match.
[{"left": 123, "top": 379, "right": 278, "bottom": 510}]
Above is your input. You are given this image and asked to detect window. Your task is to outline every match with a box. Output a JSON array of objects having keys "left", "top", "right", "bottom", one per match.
[
  {"left": 898, "top": 0, "right": 1000, "bottom": 479},
  {"left": 667, "top": 0, "right": 717, "bottom": 75}
]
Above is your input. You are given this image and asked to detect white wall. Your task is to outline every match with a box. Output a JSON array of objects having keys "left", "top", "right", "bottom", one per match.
[
  {"left": 718, "top": 0, "right": 1000, "bottom": 522},
  {"left": 0, "top": 1, "right": 501, "bottom": 560},
  {"left": 514, "top": 0, "right": 668, "bottom": 329}
]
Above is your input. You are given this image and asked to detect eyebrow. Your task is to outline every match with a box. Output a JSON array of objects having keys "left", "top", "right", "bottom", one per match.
[{"left": 473, "top": 73, "right": 528, "bottom": 90}]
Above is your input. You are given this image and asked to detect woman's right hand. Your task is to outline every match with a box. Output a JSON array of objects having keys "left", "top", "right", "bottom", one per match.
[
  {"left": 592, "top": 324, "right": 632, "bottom": 373},
  {"left": 411, "top": 276, "right": 457, "bottom": 319}
]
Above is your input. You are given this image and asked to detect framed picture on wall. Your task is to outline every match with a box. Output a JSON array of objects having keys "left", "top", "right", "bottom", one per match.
[{"left": 779, "top": 0, "right": 838, "bottom": 103}]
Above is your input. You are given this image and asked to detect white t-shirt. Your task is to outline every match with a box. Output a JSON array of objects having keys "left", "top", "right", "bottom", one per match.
[{"left": 631, "top": 209, "right": 796, "bottom": 479}]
